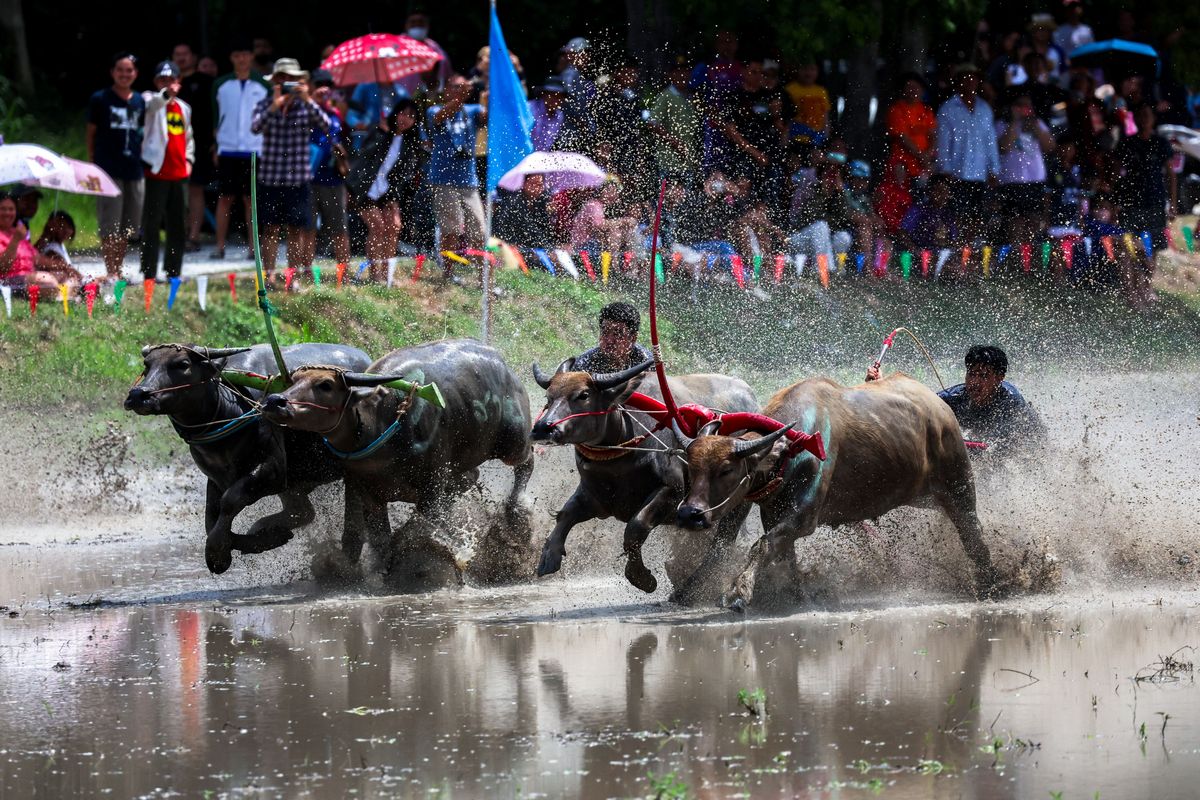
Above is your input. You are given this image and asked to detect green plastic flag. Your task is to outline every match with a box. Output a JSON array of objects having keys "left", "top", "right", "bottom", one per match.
[
  {"left": 313, "top": 265, "right": 322, "bottom": 286},
  {"left": 752, "top": 254, "right": 762, "bottom": 280},
  {"left": 900, "top": 251, "right": 912, "bottom": 279},
  {"left": 1041, "top": 241, "right": 1051, "bottom": 269},
  {"left": 653, "top": 253, "right": 664, "bottom": 282},
  {"left": 113, "top": 279, "right": 127, "bottom": 312},
  {"left": 1184, "top": 227, "right": 1195, "bottom": 253}
]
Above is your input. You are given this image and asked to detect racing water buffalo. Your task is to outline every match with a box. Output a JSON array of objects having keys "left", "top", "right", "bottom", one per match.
[
  {"left": 530, "top": 358, "right": 758, "bottom": 602},
  {"left": 124, "top": 342, "right": 372, "bottom": 574},
  {"left": 675, "top": 373, "right": 1002, "bottom": 610},
  {"left": 260, "top": 339, "right": 534, "bottom": 588}
]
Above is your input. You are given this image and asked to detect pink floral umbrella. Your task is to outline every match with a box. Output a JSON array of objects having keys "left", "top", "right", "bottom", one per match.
[
  {"left": 24, "top": 155, "right": 121, "bottom": 197},
  {"left": 319, "top": 33, "right": 443, "bottom": 87}
]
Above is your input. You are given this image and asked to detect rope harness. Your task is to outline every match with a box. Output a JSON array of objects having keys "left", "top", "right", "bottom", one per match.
[
  {"left": 534, "top": 403, "right": 673, "bottom": 462},
  {"left": 322, "top": 382, "right": 420, "bottom": 461}
]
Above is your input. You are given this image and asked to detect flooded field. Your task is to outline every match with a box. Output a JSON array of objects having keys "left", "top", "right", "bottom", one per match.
[{"left": 1, "top": 372, "right": 1198, "bottom": 798}]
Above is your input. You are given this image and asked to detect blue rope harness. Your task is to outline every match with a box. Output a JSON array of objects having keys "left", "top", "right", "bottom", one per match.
[
  {"left": 324, "top": 416, "right": 403, "bottom": 461},
  {"left": 175, "top": 407, "right": 261, "bottom": 445}
]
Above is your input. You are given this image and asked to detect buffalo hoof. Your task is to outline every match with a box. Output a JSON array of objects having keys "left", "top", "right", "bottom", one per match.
[
  {"left": 624, "top": 559, "right": 658, "bottom": 594},
  {"left": 205, "top": 536, "right": 233, "bottom": 575},
  {"left": 727, "top": 596, "right": 747, "bottom": 614},
  {"left": 232, "top": 527, "right": 294, "bottom": 555},
  {"left": 536, "top": 543, "right": 565, "bottom": 577},
  {"left": 311, "top": 544, "right": 363, "bottom": 584}
]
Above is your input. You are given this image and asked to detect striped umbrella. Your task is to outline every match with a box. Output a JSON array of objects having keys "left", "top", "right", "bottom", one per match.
[{"left": 319, "top": 33, "right": 443, "bottom": 87}]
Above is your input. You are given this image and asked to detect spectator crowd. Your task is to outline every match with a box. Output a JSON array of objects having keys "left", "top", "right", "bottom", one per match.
[{"left": 0, "top": 3, "right": 1192, "bottom": 308}]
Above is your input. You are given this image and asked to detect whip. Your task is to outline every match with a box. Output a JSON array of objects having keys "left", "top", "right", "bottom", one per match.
[{"left": 874, "top": 326, "right": 946, "bottom": 391}]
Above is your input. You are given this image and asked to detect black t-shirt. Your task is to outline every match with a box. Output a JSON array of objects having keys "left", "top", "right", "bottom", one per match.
[
  {"left": 573, "top": 343, "right": 653, "bottom": 374},
  {"left": 1115, "top": 134, "right": 1172, "bottom": 209},
  {"left": 178, "top": 72, "right": 214, "bottom": 147},
  {"left": 87, "top": 88, "right": 146, "bottom": 180}
]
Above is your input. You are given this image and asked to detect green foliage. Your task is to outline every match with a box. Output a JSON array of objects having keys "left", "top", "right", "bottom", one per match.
[
  {"left": 646, "top": 770, "right": 691, "bottom": 799},
  {"left": 737, "top": 687, "right": 767, "bottom": 716}
]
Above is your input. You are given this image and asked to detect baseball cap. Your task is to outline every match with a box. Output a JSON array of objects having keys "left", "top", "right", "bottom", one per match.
[
  {"left": 310, "top": 68, "right": 334, "bottom": 87},
  {"left": 563, "top": 37, "right": 590, "bottom": 54},
  {"left": 848, "top": 160, "right": 871, "bottom": 179},
  {"left": 155, "top": 60, "right": 180, "bottom": 79}
]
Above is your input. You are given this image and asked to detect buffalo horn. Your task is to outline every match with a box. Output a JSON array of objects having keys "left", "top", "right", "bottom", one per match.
[
  {"left": 671, "top": 419, "right": 695, "bottom": 450},
  {"left": 731, "top": 423, "right": 797, "bottom": 458},
  {"left": 343, "top": 372, "right": 410, "bottom": 388},
  {"left": 141, "top": 345, "right": 153, "bottom": 357},
  {"left": 532, "top": 362, "right": 554, "bottom": 389},
  {"left": 591, "top": 359, "right": 655, "bottom": 391},
  {"left": 698, "top": 419, "right": 722, "bottom": 437},
  {"left": 199, "top": 346, "right": 253, "bottom": 360}
]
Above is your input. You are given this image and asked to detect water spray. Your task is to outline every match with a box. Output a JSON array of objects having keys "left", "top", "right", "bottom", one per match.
[{"left": 647, "top": 179, "right": 682, "bottom": 430}]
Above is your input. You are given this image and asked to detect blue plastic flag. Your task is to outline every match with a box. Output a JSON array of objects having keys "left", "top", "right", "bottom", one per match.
[
  {"left": 997, "top": 245, "right": 1011, "bottom": 264},
  {"left": 855, "top": 253, "right": 865, "bottom": 274},
  {"left": 167, "top": 277, "right": 182, "bottom": 310},
  {"left": 1140, "top": 231, "right": 1153, "bottom": 258},
  {"left": 485, "top": 4, "right": 533, "bottom": 194},
  {"left": 533, "top": 248, "right": 557, "bottom": 275}
]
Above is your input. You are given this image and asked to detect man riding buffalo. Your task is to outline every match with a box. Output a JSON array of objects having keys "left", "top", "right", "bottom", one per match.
[
  {"left": 572, "top": 301, "right": 653, "bottom": 373},
  {"left": 867, "top": 344, "right": 1045, "bottom": 457}
]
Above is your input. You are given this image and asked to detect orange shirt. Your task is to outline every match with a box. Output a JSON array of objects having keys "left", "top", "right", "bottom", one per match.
[
  {"left": 886, "top": 99, "right": 936, "bottom": 178},
  {"left": 785, "top": 81, "right": 830, "bottom": 132}
]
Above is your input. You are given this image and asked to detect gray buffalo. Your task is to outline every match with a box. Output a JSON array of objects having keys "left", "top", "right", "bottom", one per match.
[
  {"left": 124, "top": 342, "right": 372, "bottom": 573},
  {"left": 261, "top": 339, "right": 534, "bottom": 587},
  {"left": 675, "top": 373, "right": 1003, "bottom": 610},
  {"left": 530, "top": 358, "right": 758, "bottom": 602}
]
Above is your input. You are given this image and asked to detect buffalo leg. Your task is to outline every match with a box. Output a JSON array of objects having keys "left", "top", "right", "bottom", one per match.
[
  {"left": 726, "top": 508, "right": 816, "bottom": 612},
  {"left": 205, "top": 466, "right": 282, "bottom": 574},
  {"left": 312, "top": 482, "right": 366, "bottom": 581},
  {"left": 388, "top": 496, "right": 462, "bottom": 590},
  {"left": 505, "top": 451, "right": 535, "bottom": 514},
  {"left": 235, "top": 491, "right": 309, "bottom": 554},
  {"left": 537, "top": 488, "right": 600, "bottom": 577},
  {"left": 669, "top": 502, "right": 752, "bottom": 606},
  {"left": 933, "top": 483, "right": 1001, "bottom": 597},
  {"left": 623, "top": 486, "right": 678, "bottom": 594},
  {"left": 204, "top": 481, "right": 220, "bottom": 534}
]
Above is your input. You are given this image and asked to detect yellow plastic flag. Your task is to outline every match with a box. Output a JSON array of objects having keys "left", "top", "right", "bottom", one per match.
[
  {"left": 1122, "top": 233, "right": 1137, "bottom": 255},
  {"left": 836, "top": 252, "right": 847, "bottom": 274},
  {"left": 601, "top": 251, "right": 611, "bottom": 283},
  {"left": 982, "top": 245, "right": 992, "bottom": 277},
  {"left": 60, "top": 283, "right": 70, "bottom": 316},
  {"left": 441, "top": 250, "right": 470, "bottom": 265}
]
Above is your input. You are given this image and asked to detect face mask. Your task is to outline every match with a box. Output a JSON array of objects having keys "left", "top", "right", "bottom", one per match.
[{"left": 407, "top": 27, "right": 428, "bottom": 40}]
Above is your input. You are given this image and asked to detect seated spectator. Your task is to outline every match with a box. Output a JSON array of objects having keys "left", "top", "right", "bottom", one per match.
[
  {"left": 1081, "top": 195, "right": 1150, "bottom": 308},
  {"left": 874, "top": 162, "right": 913, "bottom": 235},
  {"left": 1113, "top": 104, "right": 1174, "bottom": 297},
  {"left": 346, "top": 99, "right": 426, "bottom": 282},
  {"left": 899, "top": 173, "right": 959, "bottom": 252},
  {"left": 844, "top": 159, "right": 888, "bottom": 265},
  {"left": 493, "top": 174, "right": 553, "bottom": 250},
  {"left": 568, "top": 177, "right": 642, "bottom": 261},
  {"left": 529, "top": 77, "right": 567, "bottom": 152},
  {"left": 35, "top": 211, "right": 86, "bottom": 285},
  {"left": 886, "top": 73, "right": 937, "bottom": 184},
  {"left": 0, "top": 192, "right": 65, "bottom": 292},
  {"left": 995, "top": 90, "right": 1055, "bottom": 245},
  {"left": 1046, "top": 136, "right": 1084, "bottom": 237},
  {"left": 789, "top": 156, "right": 855, "bottom": 263},
  {"left": 785, "top": 60, "right": 830, "bottom": 142},
  {"left": 11, "top": 186, "right": 41, "bottom": 229}
]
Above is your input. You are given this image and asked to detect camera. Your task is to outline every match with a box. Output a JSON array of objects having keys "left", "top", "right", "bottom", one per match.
[{"left": 282, "top": 81, "right": 301, "bottom": 94}]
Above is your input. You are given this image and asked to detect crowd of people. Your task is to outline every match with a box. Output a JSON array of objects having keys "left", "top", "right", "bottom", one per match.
[{"left": 0, "top": 4, "right": 1192, "bottom": 308}]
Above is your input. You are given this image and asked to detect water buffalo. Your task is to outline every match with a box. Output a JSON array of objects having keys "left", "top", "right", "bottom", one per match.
[
  {"left": 260, "top": 339, "right": 534, "bottom": 588},
  {"left": 124, "top": 342, "right": 372, "bottom": 574},
  {"left": 675, "top": 373, "right": 1002, "bottom": 610},
  {"left": 530, "top": 358, "right": 758, "bottom": 602}
]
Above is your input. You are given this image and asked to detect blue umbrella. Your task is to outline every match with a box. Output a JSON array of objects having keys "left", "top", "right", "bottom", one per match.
[{"left": 1069, "top": 39, "right": 1159, "bottom": 76}]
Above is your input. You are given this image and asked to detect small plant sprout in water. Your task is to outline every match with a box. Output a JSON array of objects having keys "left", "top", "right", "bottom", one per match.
[
  {"left": 737, "top": 687, "right": 767, "bottom": 718},
  {"left": 645, "top": 770, "right": 690, "bottom": 800}
]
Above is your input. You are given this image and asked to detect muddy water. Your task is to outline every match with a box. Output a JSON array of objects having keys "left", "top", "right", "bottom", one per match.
[{"left": 1, "top": 537, "right": 1199, "bottom": 799}]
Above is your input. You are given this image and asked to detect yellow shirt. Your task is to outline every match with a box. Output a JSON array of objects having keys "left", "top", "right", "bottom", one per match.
[{"left": 785, "top": 81, "right": 830, "bottom": 132}]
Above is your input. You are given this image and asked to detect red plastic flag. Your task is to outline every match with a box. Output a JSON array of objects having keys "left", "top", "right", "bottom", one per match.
[
  {"left": 671, "top": 251, "right": 683, "bottom": 273},
  {"left": 28, "top": 284, "right": 39, "bottom": 315},
  {"left": 730, "top": 255, "right": 747, "bottom": 289},
  {"left": 143, "top": 278, "right": 155, "bottom": 312},
  {"left": 228, "top": 273, "right": 238, "bottom": 303},
  {"left": 623, "top": 251, "right": 633, "bottom": 273},
  {"left": 773, "top": 253, "right": 785, "bottom": 284},
  {"left": 412, "top": 253, "right": 426, "bottom": 281},
  {"left": 579, "top": 251, "right": 597, "bottom": 282},
  {"left": 336, "top": 262, "right": 347, "bottom": 288},
  {"left": 84, "top": 282, "right": 98, "bottom": 318},
  {"left": 1061, "top": 238, "right": 1074, "bottom": 271},
  {"left": 284, "top": 267, "right": 296, "bottom": 291},
  {"left": 1101, "top": 235, "right": 1115, "bottom": 261},
  {"left": 816, "top": 253, "right": 830, "bottom": 288},
  {"left": 1020, "top": 243, "right": 1031, "bottom": 272},
  {"left": 921, "top": 250, "right": 931, "bottom": 277}
]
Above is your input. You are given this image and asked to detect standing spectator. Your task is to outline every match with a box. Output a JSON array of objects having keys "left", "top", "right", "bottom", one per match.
[
  {"left": 347, "top": 80, "right": 404, "bottom": 151},
  {"left": 1114, "top": 105, "right": 1176, "bottom": 291},
  {"left": 596, "top": 61, "right": 655, "bottom": 201},
  {"left": 346, "top": 100, "right": 426, "bottom": 282},
  {"left": 197, "top": 56, "right": 219, "bottom": 77},
  {"left": 253, "top": 37, "right": 275, "bottom": 75},
  {"left": 899, "top": 173, "right": 960, "bottom": 251},
  {"left": 398, "top": 11, "right": 453, "bottom": 97},
  {"left": 173, "top": 42, "right": 214, "bottom": 252},
  {"left": 648, "top": 60, "right": 701, "bottom": 183},
  {"left": 87, "top": 52, "right": 145, "bottom": 280},
  {"left": 874, "top": 162, "right": 914, "bottom": 235},
  {"left": 212, "top": 40, "right": 270, "bottom": 259},
  {"left": 140, "top": 61, "right": 195, "bottom": 283},
  {"left": 690, "top": 30, "right": 742, "bottom": 99},
  {"left": 784, "top": 60, "right": 831, "bottom": 141},
  {"left": 886, "top": 73, "right": 937, "bottom": 183},
  {"left": 1027, "top": 14, "right": 1067, "bottom": 86},
  {"left": 1020, "top": 53, "right": 1068, "bottom": 128},
  {"left": 935, "top": 63, "right": 1000, "bottom": 238},
  {"left": 301, "top": 70, "right": 351, "bottom": 271},
  {"left": 425, "top": 74, "right": 487, "bottom": 283},
  {"left": 250, "top": 58, "right": 331, "bottom": 277},
  {"left": 528, "top": 77, "right": 567, "bottom": 152},
  {"left": 995, "top": 90, "right": 1055, "bottom": 245},
  {"left": 557, "top": 37, "right": 597, "bottom": 154},
  {"left": 1054, "top": 0, "right": 1094, "bottom": 59}
]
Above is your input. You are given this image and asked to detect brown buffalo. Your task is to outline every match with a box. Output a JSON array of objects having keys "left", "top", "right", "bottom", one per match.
[{"left": 675, "top": 373, "right": 1002, "bottom": 610}]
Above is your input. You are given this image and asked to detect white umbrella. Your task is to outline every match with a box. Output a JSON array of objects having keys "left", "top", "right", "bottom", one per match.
[
  {"left": 24, "top": 155, "right": 122, "bottom": 197},
  {"left": 0, "top": 144, "right": 72, "bottom": 185},
  {"left": 1158, "top": 125, "right": 1200, "bottom": 161},
  {"left": 497, "top": 150, "right": 608, "bottom": 193}
]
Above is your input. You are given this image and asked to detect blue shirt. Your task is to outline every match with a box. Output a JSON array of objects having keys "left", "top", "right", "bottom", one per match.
[
  {"left": 938, "top": 380, "right": 1039, "bottom": 447},
  {"left": 87, "top": 88, "right": 146, "bottom": 181},
  {"left": 424, "top": 104, "right": 483, "bottom": 187},
  {"left": 935, "top": 95, "right": 1000, "bottom": 183},
  {"left": 310, "top": 110, "right": 344, "bottom": 186},
  {"left": 346, "top": 83, "right": 406, "bottom": 131}
]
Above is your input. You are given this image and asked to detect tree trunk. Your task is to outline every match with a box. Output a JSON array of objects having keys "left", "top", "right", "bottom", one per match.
[{"left": 0, "top": 0, "right": 35, "bottom": 98}]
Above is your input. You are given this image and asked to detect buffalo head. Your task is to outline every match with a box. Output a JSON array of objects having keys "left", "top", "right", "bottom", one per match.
[
  {"left": 261, "top": 366, "right": 408, "bottom": 434},
  {"left": 124, "top": 344, "right": 250, "bottom": 415},
  {"left": 529, "top": 358, "right": 653, "bottom": 444},
  {"left": 676, "top": 421, "right": 797, "bottom": 529}
]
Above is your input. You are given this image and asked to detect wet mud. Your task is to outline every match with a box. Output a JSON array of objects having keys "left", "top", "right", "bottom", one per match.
[{"left": 1, "top": 371, "right": 1198, "bottom": 797}]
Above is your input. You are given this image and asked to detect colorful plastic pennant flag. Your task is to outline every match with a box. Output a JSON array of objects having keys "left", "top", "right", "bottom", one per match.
[
  {"left": 794, "top": 254, "right": 807, "bottom": 276},
  {"left": 1139, "top": 231, "right": 1153, "bottom": 258},
  {"left": 997, "top": 245, "right": 1011, "bottom": 265},
  {"left": 336, "top": 262, "right": 347, "bottom": 288},
  {"left": 143, "top": 278, "right": 155, "bottom": 312},
  {"left": 84, "top": 282, "right": 97, "bottom": 318},
  {"left": 60, "top": 283, "right": 70, "bottom": 316},
  {"left": 900, "top": 251, "right": 912, "bottom": 279},
  {"left": 961, "top": 246, "right": 971, "bottom": 271},
  {"left": 196, "top": 274, "right": 208, "bottom": 311},
  {"left": 1041, "top": 241, "right": 1051, "bottom": 269},
  {"left": 0, "top": 285, "right": 10, "bottom": 317},
  {"left": 28, "top": 284, "right": 39, "bottom": 315},
  {"left": 600, "top": 251, "right": 611, "bottom": 283},
  {"left": 874, "top": 247, "right": 888, "bottom": 278},
  {"left": 653, "top": 252, "right": 664, "bottom": 283},
  {"left": 580, "top": 251, "right": 598, "bottom": 282},
  {"left": 534, "top": 249, "right": 557, "bottom": 275},
  {"left": 412, "top": 254, "right": 426, "bottom": 282},
  {"left": 1184, "top": 226, "right": 1195, "bottom": 252},
  {"left": 442, "top": 250, "right": 470, "bottom": 265},
  {"left": 671, "top": 252, "right": 683, "bottom": 273},
  {"left": 386, "top": 257, "right": 397, "bottom": 287},
  {"left": 773, "top": 254, "right": 786, "bottom": 284},
  {"left": 816, "top": 253, "right": 830, "bottom": 288},
  {"left": 284, "top": 267, "right": 296, "bottom": 291},
  {"left": 855, "top": 253, "right": 865, "bottom": 274},
  {"left": 227, "top": 273, "right": 237, "bottom": 303},
  {"left": 1101, "top": 235, "right": 1115, "bottom": 261},
  {"left": 730, "top": 255, "right": 747, "bottom": 289},
  {"left": 113, "top": 279, "right": 127, "bottom": 312},
  {"left": 982, "top": 245, "right": 992, "bottom": 277},
  {"left": 1021, "top": 243, "right": 1031, "bottom": 272},
  {"left": 554, "top": 249, "right": 580, "bottom": 280},
  {"left": 921, "top": 250, "right": 930, "bottom": 277},
  {"left": 312, "top": 265, "right": 322, "bottom": 286},
  {"left": 1122, "top": 233, "right": 1136, "bottom": 255},
  {"left": 167, "top": 277, "right": 181, "bottom": 309},
  {"left": 1061, "top": 238, "right": 1074, "bottom": 272},
  {"left": 836, "top": 252, "right": 847, "bottom": 274},
  {"left": 1165, "top": 227, "right": 1177, "bottom": 252},
  {"left": 752, "top": 254, "right": 762, "bottom": 281},
  {"left": 623, "top": 252, "right": 633, "bottom": 273},
  {"left": 935, "top": 249, "right": 951, "bottom": 278}
]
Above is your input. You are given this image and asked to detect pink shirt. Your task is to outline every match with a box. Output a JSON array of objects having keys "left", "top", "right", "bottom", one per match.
[
  {"left": 0, "top": 228, "right": 35, "bottom": 278},
  {"left": 569, "top": 199, "right": 605, "bottom": 250}
]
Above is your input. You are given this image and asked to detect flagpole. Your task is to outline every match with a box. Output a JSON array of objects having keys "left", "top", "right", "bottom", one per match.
[{"left": 481, "top": 0, "right": 497, "bottom": 344}]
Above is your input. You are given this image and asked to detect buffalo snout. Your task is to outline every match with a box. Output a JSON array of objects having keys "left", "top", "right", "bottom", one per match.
[
  {"left": 530, "top": 420, "right": 561, "bottom": 443},
  {"left": 677, "top": 504, "right": 711, "bottom": 529},
  {"left": 124, "top": 386, "right": 152, "bottom": 413},
  {"left": 262, "top": 393, "right": 290, "bottom": 416}
]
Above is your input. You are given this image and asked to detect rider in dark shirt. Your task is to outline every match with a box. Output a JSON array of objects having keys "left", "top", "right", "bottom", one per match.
[{"left": 573, "top": 301, "right": 653, "bottom": 373}]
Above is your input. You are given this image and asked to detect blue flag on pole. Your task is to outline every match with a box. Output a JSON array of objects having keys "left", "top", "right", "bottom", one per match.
[{"left": 486, "top": 3, "right": 533, "bottom": 194}]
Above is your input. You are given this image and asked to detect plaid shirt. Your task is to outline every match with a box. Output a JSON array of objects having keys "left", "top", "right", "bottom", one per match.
[{"left": 250, "top": 97, "right": 330, "bottom": 186}]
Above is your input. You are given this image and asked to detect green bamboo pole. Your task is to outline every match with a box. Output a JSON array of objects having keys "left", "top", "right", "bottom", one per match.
[
  {"left": 222, "top": 370, "right": 446, "bottom": 408},
  {"left": 250, "top": 154, "right": 290, "bottom": 382}
]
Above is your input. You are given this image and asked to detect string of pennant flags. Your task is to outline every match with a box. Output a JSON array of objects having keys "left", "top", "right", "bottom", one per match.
[{"left": 2, "top": 225, "right": 1195, "bottom": 319}]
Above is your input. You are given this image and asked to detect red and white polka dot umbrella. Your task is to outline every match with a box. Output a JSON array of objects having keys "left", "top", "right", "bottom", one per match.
[{"left": 319, "top": 33, "right": 442, "bottom": 86}]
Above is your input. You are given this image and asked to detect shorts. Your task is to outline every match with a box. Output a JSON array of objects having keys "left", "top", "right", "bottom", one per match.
[
  {"left": 431, "top": 184, "right": 486, "bottom": 242},
  {"left": 217, "top": 155, "right": 253, "bottom": 196},
  {"left": 257, "top": 184, "right": 311, "bottom": 229},
  {"left": 190, "top": 150, "right": 216, "bottom": 186},
  {"left": 949, "top": 179, "right": 987, "bottom": 222},
  {"left": 1000, "top": 183, "right": 1046, "bottom": 218},
  {"left": 309, "top": 184, "right": 348, "bottom": 235},
  {"left": 97, "top": 178, "right": 145, "bottom": 239}
]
